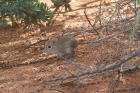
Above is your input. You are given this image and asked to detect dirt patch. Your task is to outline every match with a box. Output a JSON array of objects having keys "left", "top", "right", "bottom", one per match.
[{"left": 0, "top": 0, "right": 140, "bottom": 93}]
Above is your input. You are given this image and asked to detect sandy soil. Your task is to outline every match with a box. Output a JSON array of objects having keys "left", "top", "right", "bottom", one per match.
[{"left": 0, "top": 0, "right": 140, "bottom": 93}]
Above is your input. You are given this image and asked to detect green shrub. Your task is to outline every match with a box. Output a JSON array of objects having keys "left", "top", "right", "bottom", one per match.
[{"left": 0, "top": 0, "right": 53, "bottom": 28}]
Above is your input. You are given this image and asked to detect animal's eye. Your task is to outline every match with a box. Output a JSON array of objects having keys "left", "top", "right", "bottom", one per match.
[{"left": 48, "top": 45, "right": 51, "bottom": 49}]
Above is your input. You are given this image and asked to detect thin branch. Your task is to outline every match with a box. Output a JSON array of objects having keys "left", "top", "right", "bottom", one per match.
[
  {"left": 72, "top": 82, "right": 81, "bottom": 93},
  {"left": 64, "top": 61, "right": 92, "bottom": 70},
  {"left": 84, "top": 9, "right": 100, "bottom": 38},
  {"left": 90, "top": 29, "right": 132, "bottom": 44},
  {"left": 50, "top": 80, "right": 64, "bottom": 93},
  {"left": 23, "top": 39, "right": 48, "bottom": 51},
  {"left": 118, "top": 64, "right": 140, "bottom": 73},
  {"left": 133, "top": 84, "right": 140, "bottom": 93}
]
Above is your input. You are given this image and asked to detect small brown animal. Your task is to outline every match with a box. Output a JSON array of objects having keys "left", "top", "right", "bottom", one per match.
[{"left": 42, "top": 35, "right": 78, "bottom": 59}]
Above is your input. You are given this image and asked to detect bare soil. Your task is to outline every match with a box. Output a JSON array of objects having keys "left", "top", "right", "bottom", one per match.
[{"left": 0, "top": 0, "right": 140, "bottom": 93}]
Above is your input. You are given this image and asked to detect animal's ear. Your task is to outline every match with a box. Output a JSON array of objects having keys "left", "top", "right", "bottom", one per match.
[
  {"left": 51, "top": 37, "right": 58, "bottom": 46},
  {"left": 48, "top": 36, "right": 58, "bottom": 46},
  {"left": 48, "top": 36, "right": 58, "bottom": 42},
  {"left": 52, "top": 41, "right": 56, "bottom": 46}
]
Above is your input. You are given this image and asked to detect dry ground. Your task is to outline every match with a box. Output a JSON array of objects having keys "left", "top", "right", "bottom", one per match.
[{"left": 0, "top": 0, "right": 140, "bottom": 93}]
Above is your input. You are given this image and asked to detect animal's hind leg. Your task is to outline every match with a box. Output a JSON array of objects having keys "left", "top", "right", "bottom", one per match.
[{"left": 63, "top": 51, "right": 75, "bottom": 59}]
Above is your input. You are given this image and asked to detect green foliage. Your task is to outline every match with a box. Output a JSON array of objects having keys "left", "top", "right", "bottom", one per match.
[
  {"left": 132, "top": 0, "right": 140, "bottom": 5},
  {"left": 0, "top": 0, "right": 53, "bottom": 28},
  {"left": 0, "top": 0, "right": 73, "bottom": 28},
  {"left": 136, "top": 0, "right": 140, "bottom": 5},
  {"left": 129, "top": 13, "right": 140, "bottom": 45},
  {"left": 129, "top": 0, "right": 140, "bottom": 45},
  {"left": 51, "top": 0, "right": 72, "bottom": 11}
]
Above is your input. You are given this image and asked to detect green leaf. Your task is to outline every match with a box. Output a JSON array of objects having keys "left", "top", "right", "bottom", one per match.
[
  {"left": 40, "top": 2, "right": 44, "bottom": 10},
  {"left": 44, "top": 3, "right": 47, "bottom": 10},
  {"left": 34, "top": 7, "right": 41, "bottom": 11},
  {"left": 129, "top": 13, "right": 140, "bottom": 45},
  {"left": 40, "top": 16, "right": 46, "bottom": 22},
  {"left": 31, "top": 18, "right": 37, "bottom": 24},
  {"left": 0, "top": 21, "right": 8, "bottom": 28},
  {"left": 51, "top": 0, "right": 64, "bottom": 6},
  {"left": 137, "top": 0, "right": 140, "bottom": 5},
  {"left": 10, "top": 16, "right": 15, "bottom": 23},
  {"left": 65, "top": 4, "right": 72, "bottom": 11}
]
